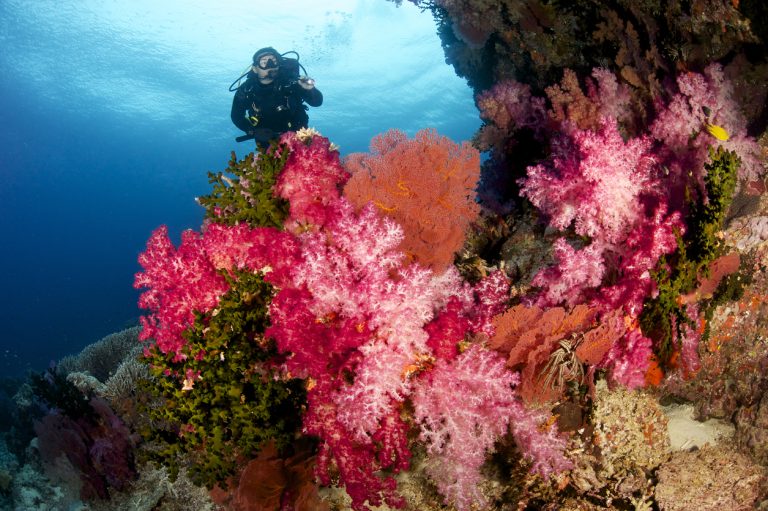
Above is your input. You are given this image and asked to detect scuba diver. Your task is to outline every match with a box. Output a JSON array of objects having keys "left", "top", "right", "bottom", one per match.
[{"left": 230, "top": 47, "right": 323, "bottom": 148}]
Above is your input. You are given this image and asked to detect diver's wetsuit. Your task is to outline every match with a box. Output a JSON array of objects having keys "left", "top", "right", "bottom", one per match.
[{"left": 230, "top": 73, "right": 323, "bottom": 146}]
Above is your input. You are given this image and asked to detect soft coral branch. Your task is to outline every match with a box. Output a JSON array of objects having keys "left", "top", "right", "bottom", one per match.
[
  {"left": 519, "top": 117, "right": 657, "bottom": 245},
  {"left": 412, "top": 344, "right": 572, "bottom": 511}
]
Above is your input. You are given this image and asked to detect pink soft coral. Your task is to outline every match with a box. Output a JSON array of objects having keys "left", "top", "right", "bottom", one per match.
[
  {"left": 274, "top": 131, "right": 350, "bottom": 230},
  {"left": 279, "top": 196, "right": 461, "bottom": 438},
  {"left": 412, "top": 344, "right": 572, "bottom": 511},
  {"left": 519, "top": 117, "right": 657, "bottom": 245},
  {"left": 650, "top": 63, "right": 764, "bottom": 186},
  {"left": 602, "top": 327, "right": 653, "bottom": 389},
  {"left": 303, "top": 378, "right": 409, "bottom": 511},
  {"left": 594, "top": 203, "right": 684, "bottom": 316},
  {"left": 531, "top": 238, "right": 606, "bottom": 308}
]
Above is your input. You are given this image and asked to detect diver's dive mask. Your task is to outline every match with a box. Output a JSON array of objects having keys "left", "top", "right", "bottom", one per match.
[{"left": 256, "top": 56, "right": 279, "bottom": 70}]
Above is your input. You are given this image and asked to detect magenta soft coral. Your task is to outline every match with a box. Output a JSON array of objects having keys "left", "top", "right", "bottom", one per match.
[
  {"left": 278, "top": 197, "right": 463, "bottom": 439},
  {"left": 265, "top": 286, "right": 369, "bottom": 381},
  {"left": 594, "top": 203, "right": 684, "bottom": 316},
  {"left": 274, "top": 130, "right": 350, "bottom": 230},
  {"left": 302, "top": 378, "right": 409, "bottom": 511},
  {"left": 531, "top": 238, "right": 606, "bottom": 309},
  {"left": 134, "top": 226, "right": 229, "bottom": 357},
  {"left": 519, "top": 117, "right": 684, "bottom": 312},
  {"left": 134, "top": 223, "right": 301, "bottom": 357}
]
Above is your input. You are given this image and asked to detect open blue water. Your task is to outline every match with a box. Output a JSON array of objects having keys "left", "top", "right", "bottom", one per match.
[{"left": 0, "top": 1, "right": 481, "bottom": 377}]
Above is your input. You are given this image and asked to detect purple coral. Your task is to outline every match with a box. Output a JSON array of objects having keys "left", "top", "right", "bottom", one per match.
[{"left": 477, "top": 79, "right": 548, "bottom": 136}]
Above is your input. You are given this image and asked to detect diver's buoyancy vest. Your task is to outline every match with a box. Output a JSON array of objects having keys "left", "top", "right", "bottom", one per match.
[{"left": 241, "top": 57, "right": 307, "bottom": 130}]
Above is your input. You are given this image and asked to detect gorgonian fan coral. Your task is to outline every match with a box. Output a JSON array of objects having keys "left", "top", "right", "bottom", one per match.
[{"left": 344, "top": 128, "right": 481, "bottom": 272}]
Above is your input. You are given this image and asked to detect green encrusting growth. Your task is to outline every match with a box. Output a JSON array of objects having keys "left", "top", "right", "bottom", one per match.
[
  {"left": 688, "top": 147, "right": 741, "bottom": 263},
  {"left": 198, "top": 148, "right": 290, "bottom": 228},
  {"left": 640, "top": 146, "right": 740, "bottom": 367},
  {"left": 137, "top": 270, "right": 305, "bottom": 489}
]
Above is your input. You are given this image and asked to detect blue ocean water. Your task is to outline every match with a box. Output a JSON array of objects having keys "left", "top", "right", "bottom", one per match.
[{"left": 0, "top": 1, "right": 481, "bottom": 377}]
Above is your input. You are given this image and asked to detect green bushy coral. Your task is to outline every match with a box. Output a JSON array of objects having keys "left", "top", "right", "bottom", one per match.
[
  {"left": 198, "top": 149, "right": 289, "bottom": 228},
  {"left": 138, "top": 270, "right": 305, "bottom": 489},
  {"left": 688, "top": 147, "right": 740, "bottom": 263},
  {"left": 641, "top": 147, "right": 741, "bottom": 365}
]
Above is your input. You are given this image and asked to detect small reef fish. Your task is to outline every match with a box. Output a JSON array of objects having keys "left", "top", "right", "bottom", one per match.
[
  {"left": 701, "top": 106, "right": 730, "bottom": 141},
  {"left": 705, "top": 123, "right": 730, "bottom": 141}
]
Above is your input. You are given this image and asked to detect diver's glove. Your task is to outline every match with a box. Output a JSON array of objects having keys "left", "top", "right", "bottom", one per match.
[{"left": 297, "top": 76, "right": 316, "bottom": 90}]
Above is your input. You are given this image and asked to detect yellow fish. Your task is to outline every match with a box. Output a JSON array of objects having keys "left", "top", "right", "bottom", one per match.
[{"left": 705, "top": 123, "right": 730, "bottom": 141}]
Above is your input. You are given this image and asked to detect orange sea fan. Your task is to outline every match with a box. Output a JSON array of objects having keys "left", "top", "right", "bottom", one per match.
[
  {"left": 490, "top": 303, "right": 599, "bottom": 402},
  {"left": 574, "top": 309, "right": 626, "bottom": 366},
  {"left": 343, "top": 128, "right": 481, "bottom": 272}
]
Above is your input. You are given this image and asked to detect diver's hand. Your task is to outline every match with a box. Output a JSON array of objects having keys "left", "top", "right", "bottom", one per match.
[{"left": 298, "top": 77, "right": 316, "bottom": 90}]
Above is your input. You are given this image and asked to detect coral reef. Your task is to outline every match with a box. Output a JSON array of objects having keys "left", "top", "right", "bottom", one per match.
[
  {"left": 132, "top": 130, "right": 572, "bottom": 511},
  {"left": 7, "top": 1, "right": 768, "bottom": 508},
  {"left": 58, "top": 327, "right": 141, "bottom": 382},
  {"left": 11, "top": 462, "right": 69, "bottom": 511},
  {"left": 655, "top": 444, "right": 767, "bottom": 510}
]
